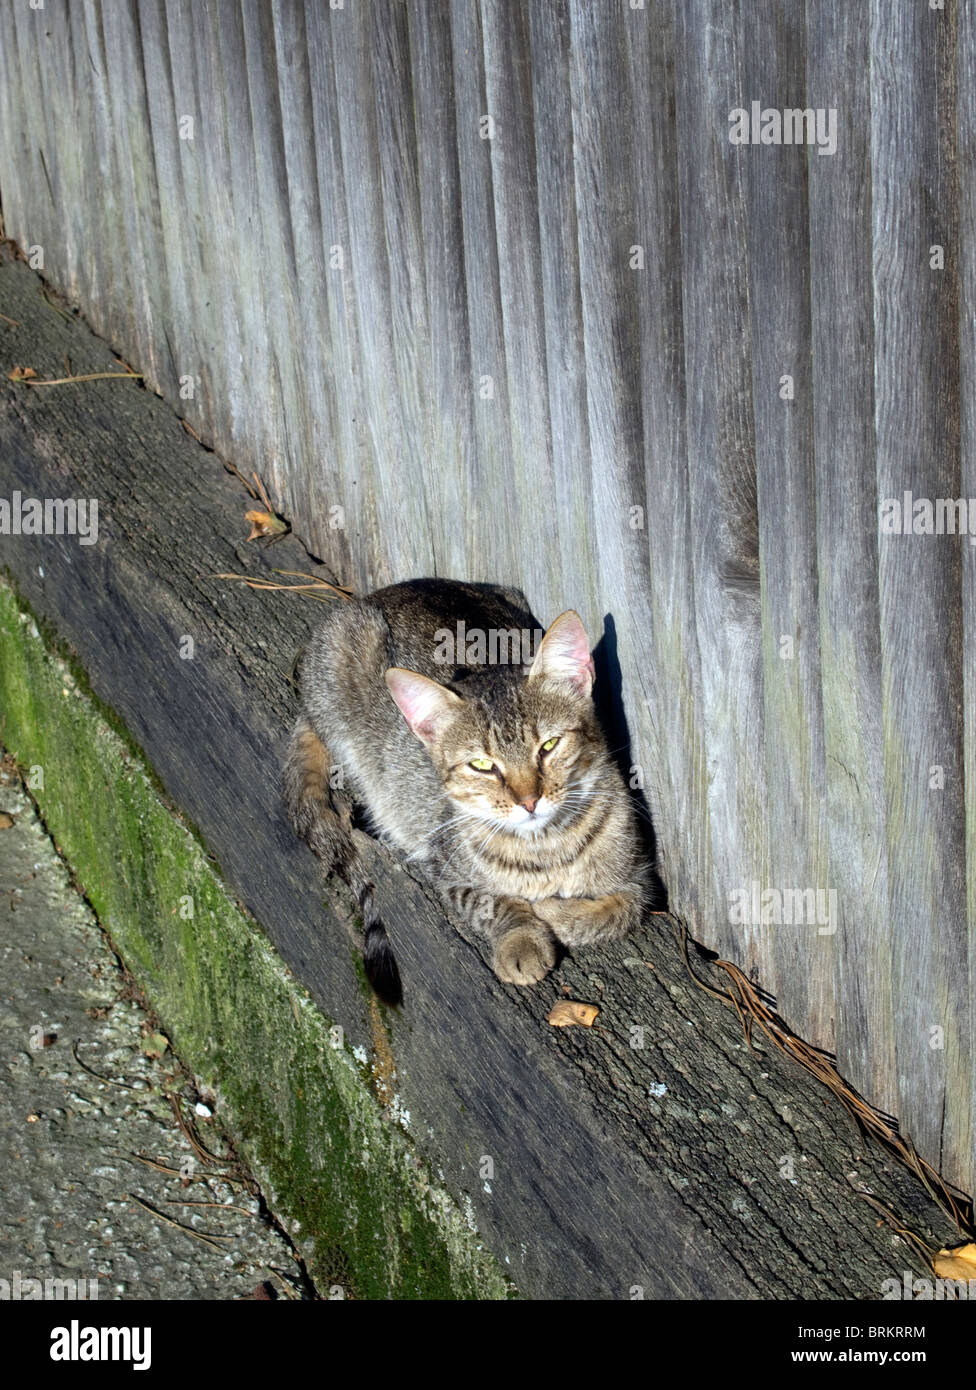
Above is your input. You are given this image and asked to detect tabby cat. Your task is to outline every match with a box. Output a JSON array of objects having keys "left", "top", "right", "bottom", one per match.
[{"left": 283, "top": 579, "right": 648, "bottom": 1004}]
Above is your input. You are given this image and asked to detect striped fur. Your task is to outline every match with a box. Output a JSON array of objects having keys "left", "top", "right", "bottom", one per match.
[{"left": 284, "top": 579, "right": 649, "bottom": 999}]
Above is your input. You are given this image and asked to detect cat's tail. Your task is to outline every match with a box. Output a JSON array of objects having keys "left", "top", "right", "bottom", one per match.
[{"left": 283, "top": 715, "right": 403, "bottom": 1007}]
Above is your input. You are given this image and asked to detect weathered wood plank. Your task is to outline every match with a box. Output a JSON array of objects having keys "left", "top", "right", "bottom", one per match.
[
  {"left": 618, "top": 3, "right": 702, "bottom": 925},
  {"left": 303, "top": 0, "right": 377, "bottom": 583},
  {"left": 99, "top": 0, "right": 158, "bottom": 389},
  {"left": 564, "top": 1, "right": 656, "bottom": 805},
  {"left": 870, "top": 0, "right": 968, "bottom": 1184},
  {"left": 371, "top": 0, "right": 446, "bottom": 576},
  {"left": 407, "top": 1, "right": 478, "bottom": 580},
  {"left": 673, "top": 1, "right": 765, "bottom": 978},
  {"left": 330, "top": 1, "right": 422, "bottom": 587},
  {"left": 806, "top": 0, "right": 897, "bottom": 1120},
  {"left": 261, "top": 0, "right": 329, "bottom": 523},
  {"left": 740, "top": 0, "right": 829, "bottom": 1036},
  {"left": 450, "top": 0, "right": 521, "bottom": 588},
  {"left": 525, "top": 0, "right": 597, "bottom": 626},
  {"left": 136, "top": 0, "right": 204, "bottom": 410},
  {"left": 480, "top": 0, "right": 555, "bottom": 606},
  {"left": 958, "top": 0, "right": 976, "bottom": 1186}
]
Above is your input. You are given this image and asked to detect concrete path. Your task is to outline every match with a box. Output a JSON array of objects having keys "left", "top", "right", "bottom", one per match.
[{"left": 0, "top": 753, "right": 309, "bottom": 1300}]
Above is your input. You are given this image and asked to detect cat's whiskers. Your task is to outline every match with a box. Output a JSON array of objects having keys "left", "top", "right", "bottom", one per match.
[
  {"left": 472, "top": 820, "right": 506, "bottom": 860},
  {"left": 435, "top": 822, "right": 493, "bottom": 886},
  {"left": 402, "top": 807, "right": 480, "bottom": 862},
  {"left": 546, "top": 776, "right": 598, "bottom": 828},
  {"left": 436, "top": 803, "right": 532, "bottom": 885},
  {"left": 402, "top": 813, "right": 460, "bottom": 858},
  {"left": 402, "top": 785, "right": 499, "bottom": 862}
]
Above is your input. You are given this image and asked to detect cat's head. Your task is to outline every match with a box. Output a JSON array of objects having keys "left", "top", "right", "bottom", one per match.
[{"left": 385, "top": 612, "right": 604, "bottom": 836}]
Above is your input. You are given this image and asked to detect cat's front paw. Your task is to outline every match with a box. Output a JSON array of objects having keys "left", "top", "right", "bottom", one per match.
[
  {"left": 493, "top": 924, "right": 556, "bottom": 986},
  {"left": 530, "top": 897, "right": 567, "bottom": 926}
]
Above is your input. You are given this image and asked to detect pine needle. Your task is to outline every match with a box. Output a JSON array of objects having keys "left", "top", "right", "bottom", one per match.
[
  {"left": 41, "top": 292, "right": 73, "bottom": 322},
  {"left": 212, "top": 570, "right": 353, "bottom": 603},
  {"left": 162, "top": 1198, "right": 256, "bottom": 1216},
  {"left": 126, "top": 1193, "right": 233, "bottom": 1251},
  {"left": 24, "top": 370, "right": 142, "bottom": 386},
  {"left": 119, "top": 1150, "right": 247, "bottom": 1187},
  {"left": 71, "top": 1039, "right": 144, "bottom": 1090},
  {"left": 671, "top": 913, "right": 976, "bottom": 1239},
  {"left": 167, "top": 1093, "right": 233, "bottom": 1166}
]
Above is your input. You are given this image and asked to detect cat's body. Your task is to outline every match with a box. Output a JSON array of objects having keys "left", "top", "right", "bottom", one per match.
[{"left": 284, "top": 578, "right": 648, "bottom": 1003}]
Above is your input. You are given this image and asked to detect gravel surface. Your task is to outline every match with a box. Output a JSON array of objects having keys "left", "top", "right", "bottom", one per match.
[{"left": 0, "top": 754, "right": 310, "bottom": 1300}]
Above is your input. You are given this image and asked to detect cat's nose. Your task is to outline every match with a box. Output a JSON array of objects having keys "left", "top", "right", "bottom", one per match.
[{"left": 519, "top": 795, "right": 539, "bottom": 815}]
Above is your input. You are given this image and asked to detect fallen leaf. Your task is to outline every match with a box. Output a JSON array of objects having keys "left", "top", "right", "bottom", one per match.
[
  {"left": 244, "top": 509, "right": 288, "bottom": 541},
  {"left": 8, "top": 365, "right": 36, "bottom": 380},
  {"left": 142, "top": 1031, "right": 169, "bottom": 1059},
  {"left": 0, "top": 812, "right": 14, "bottom": 829},
  {"left": 932, "top": 1243, "right": 976, "bottom": 1280},
  {"left": 547, "top": 1000, "right": 599, "bottom": 1028}
]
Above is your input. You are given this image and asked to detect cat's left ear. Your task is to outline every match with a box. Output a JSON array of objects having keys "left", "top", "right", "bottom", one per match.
[{"left": 528, "top": 611, "right": 595, "bottom": 697}]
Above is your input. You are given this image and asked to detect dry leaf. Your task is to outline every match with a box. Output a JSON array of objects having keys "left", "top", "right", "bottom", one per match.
[
  {"left": 8, "top": 365, "right": 36, "bottom": 380},
  {"left": 244, "top": 509, "right": 288, "bottom": 541},
  {"left": 0, "top": 812, "right": 14, "bottom": 829},
  {"left": 547, "top": 1000, "right": 599, "bottom": 1028},
  {"left": 932, "top": 1243, "right": 976, "bottom": 1280}
]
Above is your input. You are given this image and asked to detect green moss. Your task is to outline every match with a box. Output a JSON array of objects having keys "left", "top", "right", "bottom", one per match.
[{"left": 0, "top": 578, "right": 514, "bottom": 1301}]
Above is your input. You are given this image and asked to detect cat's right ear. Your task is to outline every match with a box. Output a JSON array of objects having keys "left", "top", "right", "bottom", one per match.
[
  {"left": 385, "top": 668, "right": 465, "bottom": 745},
  {"left": 528, "top": 611, "right": 596, "bottom": 697}
]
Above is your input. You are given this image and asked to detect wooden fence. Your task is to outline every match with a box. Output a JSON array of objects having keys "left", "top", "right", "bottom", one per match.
[{"left": 0, "top": 0, "right": 971, "bottom": 1197}]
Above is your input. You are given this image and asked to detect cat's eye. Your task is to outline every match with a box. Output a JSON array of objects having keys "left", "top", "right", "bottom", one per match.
[
  {"left": 540, "top": 737, "right": 560, "bottom": 753},
  {"left": 469, "top": 757, "right": 494, "bottom": 772}
]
